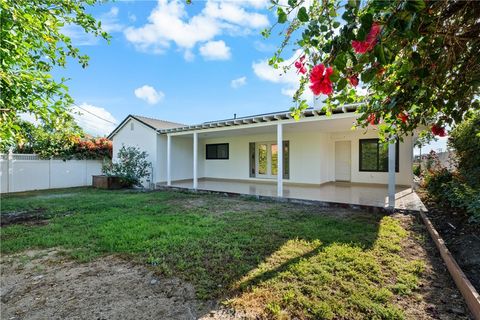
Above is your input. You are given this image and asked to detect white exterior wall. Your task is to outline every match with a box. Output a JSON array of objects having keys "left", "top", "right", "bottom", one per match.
[
  {"left": 112, "top": 118, "right": 158, "bottom": 186},
  {"left": 157, "top": 135, "right": 193, "bottom": 182},
  {"left": 0, "top": 156, "right": 102, "bottom": 193},
  {"left": 195, "top": 129, "right": 412, "bottom": 186}
]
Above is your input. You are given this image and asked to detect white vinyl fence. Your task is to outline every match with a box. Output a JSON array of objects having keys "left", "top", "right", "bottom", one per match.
[{"left": 0, "top": 153, "right": 103, "bottom": 193}]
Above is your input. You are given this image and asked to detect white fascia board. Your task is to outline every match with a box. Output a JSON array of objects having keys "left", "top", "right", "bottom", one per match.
[{"left": 165, "top": 112, "right": 359, "bottom": 137}]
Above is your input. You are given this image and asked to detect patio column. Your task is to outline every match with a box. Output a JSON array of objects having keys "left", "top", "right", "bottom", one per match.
[
  {"left": 388, "top": 138, "right": 396, "bottom": 210},
  {"left": 193, "top": 132, "right": 198, "bottom": 190},
  {"left": 167, "top": 134, "right": 171, "bottom": 186},
  {"left": 277, "top": 123, "right": 283, "bottom": 197}
]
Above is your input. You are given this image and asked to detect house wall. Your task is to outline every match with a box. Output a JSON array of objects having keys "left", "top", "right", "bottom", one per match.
[
  {"left": 157, "top": 135, "right": 194, "bottom": 182},
  {"left": 112, "top": 118, "right": 158, "bottom": 186},
  {"left": 195, "top": 129, "right": 412, "bottom": 186}
]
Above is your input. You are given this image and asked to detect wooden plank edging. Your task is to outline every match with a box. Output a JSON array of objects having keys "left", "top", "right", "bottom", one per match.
[{"left": 420, "top": 210, "right": 480, "bottom": 319}]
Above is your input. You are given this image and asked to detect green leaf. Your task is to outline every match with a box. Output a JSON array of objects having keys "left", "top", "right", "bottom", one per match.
[
  {"left": 361, "top": 68, "right": 376, "bottom": 83},
  {"left": 297, "top": 7, "right": 309, "bottom": 22},
  {"left": 277, "top": 7, "right": 288, "bottom": 23}
]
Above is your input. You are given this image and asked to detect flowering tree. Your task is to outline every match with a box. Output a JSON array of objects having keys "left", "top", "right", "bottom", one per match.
[{"left": 266, "top": 0, "right": 479, "bottom": 139}]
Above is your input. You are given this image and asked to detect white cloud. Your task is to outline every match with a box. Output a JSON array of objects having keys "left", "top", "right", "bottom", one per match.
[
  {"left": 71, "top": 103, "right": 117, "bottom": 136},
  {"left": 252, "top": 50, "right": 313, "bottom": 101},
  {"left": 124, "top": 0, "right": 269, "bottom": 59},
  {"left": 199, "top": 40, "right": 231, "bottom": 60},
  {"left": 134, "top": 85, "right": 165, "bottom": 105},
  {"left": 62, "top": 7, "right": 124, "bottom": 46},
  {"left": 231, "top": 76, "right": 247, "bottom": 88}
]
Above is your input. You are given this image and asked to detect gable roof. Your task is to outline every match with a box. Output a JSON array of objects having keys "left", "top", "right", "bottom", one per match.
[{"left": 107, "top": 115, "right": 185, "bottom": 139}]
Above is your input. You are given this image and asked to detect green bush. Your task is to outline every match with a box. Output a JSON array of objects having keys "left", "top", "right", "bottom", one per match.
[
  {"left": 413, "top": 164, "right": 421, "bottom": 177},
  {"left": 102, "top": 146, "right": 151, "bottom": 187},
  {"left": 448, "top": 111, "right": 480, "bottom": 188},
  {"left": 425, "top": 169, "right": 480, "bottom": 221}
]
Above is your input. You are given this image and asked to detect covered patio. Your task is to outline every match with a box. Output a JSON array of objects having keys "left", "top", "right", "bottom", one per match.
[{"left": 163, "top": 178, "right": 426, "bottom": 212}]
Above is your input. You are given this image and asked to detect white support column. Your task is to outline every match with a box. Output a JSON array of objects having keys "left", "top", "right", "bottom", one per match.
[
  {"left": 167, "top": 134, "right": 172, "bottom": 186},
  {"left": 277, "top": 123, "right": 283, "bottom": 197},
  {"left": 388, "top": 138, "right": 396, "bottom": 210},
  {"left": 193, "top": 132, "right": 198, "bottom": 190}
]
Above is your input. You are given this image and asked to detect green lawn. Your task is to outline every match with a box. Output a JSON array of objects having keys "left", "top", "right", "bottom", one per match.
[{"left": 1, "top": 188, "right": 424, "bottom": 319}]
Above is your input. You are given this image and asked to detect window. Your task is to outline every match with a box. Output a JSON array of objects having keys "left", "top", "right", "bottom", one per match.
[
  {"left": 206, "top": 143, "right": 229, "bottom": 160},
  {"left": 130, "top": 122, "right": 134, "bottom": 131},
  {"left": 359, "top": 139, "right": 399, "bottom": 172}
]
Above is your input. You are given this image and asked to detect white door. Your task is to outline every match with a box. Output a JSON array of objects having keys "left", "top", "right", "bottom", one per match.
[
  {"left": 256, "top": 142, "right": 278, "bottom": 178},
  {"left": 335, "top": 141, "right": 351, "bottom": 181}
]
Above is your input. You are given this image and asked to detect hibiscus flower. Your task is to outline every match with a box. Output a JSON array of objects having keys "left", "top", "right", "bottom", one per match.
[
  {"left": 294, "top": 56, "right": 307, "bottom": 74},
  {"left": 367, "top": 114, "right": 379, "bottom": 125},
  {"left": 397, "top": 112, "right": 408, "bottom": 123},
  {"left": 352, "top": 22, "right": 381, "bottom": 54},
  {"left": 309, "top": 64, "right": 333, "bottom": 95},
  {"left": 431, "top": 124, "right": 447, "bottom": 137},
  {"left": 348, "top": 75, "right": 359, "bottom": 87}
]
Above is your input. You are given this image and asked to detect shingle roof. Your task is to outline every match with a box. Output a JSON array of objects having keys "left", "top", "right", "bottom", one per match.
[
  {"left": 107, "top": 114, "right": 185, "bottom": 139},
  {"left": 132, "top": 115, "right": 185, "bottom": 130}
]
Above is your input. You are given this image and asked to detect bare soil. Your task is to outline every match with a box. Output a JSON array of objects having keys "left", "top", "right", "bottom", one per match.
[
  {"left": 418, "top": 190, "right": 480, "bottom": 292},
  {"left": 0, "top": 249, "right": 221, "bottom": 320}
]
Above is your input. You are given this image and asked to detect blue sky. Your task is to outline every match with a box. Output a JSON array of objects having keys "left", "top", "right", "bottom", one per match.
[
  {"left": 54, "top": 0, "right": 446, "bottom": 153},
  {"left": 55, "top": 0, "right": 305, "bottom": 136}
]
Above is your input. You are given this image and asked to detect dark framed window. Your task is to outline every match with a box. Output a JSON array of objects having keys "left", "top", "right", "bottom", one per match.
[
  {"left": 359, "top": 139, "right": 399, "bottom": 172},
  {"left": 206, "top": 143, "right": 229, "bottom": 160}
]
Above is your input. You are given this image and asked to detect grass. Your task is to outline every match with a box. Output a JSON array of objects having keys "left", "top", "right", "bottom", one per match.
[{"left": 1, "top": 188, "right": 425, "bottom": 319}]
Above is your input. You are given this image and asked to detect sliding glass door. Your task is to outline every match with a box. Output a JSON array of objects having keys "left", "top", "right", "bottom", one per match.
[{"left": 255, "top": 142, "right": 278, "bottom": 178}]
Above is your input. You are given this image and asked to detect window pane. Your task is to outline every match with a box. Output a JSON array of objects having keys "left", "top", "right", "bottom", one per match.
[
  {"left": 284, "top": 142, "right": 289, "bottom": 178},
  {"left": 378, "top": 142, "right": 389, "bottom": 171},
  {"left": 206, "top": 145, "right": 217, "bottom": 159},
  {"left": 258, "top": 144, "right": 267, "bottom": 174},
  {"left": 271, "top": 144, "right": 278, "bottom": 175},
  {"left": 217, "top": 144, "right": 228, "bottom": 159},
  {"left": 361, "top": 141, "right": 378, "bottom": 171}
]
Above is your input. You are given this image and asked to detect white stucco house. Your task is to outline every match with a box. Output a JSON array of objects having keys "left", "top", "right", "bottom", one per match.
[{"left": 108, "top": 105, "right": 423, "bottom": 211}]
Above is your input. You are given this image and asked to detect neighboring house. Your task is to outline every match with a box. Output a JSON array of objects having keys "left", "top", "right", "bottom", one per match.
[{"left": 108, "top": 105, "right": 418, "bottom": 210}]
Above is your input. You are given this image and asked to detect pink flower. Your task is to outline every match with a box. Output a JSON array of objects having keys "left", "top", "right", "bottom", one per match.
[
  {"left": 431, "top": 124, "right": 447, "bottom": 137},
  {"left": 348, "top": 75, "right": 359, "bottom": 87},
  {"left": 352, "top": 22, "right": 381, "bottom": 54},
  {"left": 294, "top": 56, "right": 307, "bottom": 74},
  {"left": 309, "top": 64, "right": 333, "bottom": 96}
]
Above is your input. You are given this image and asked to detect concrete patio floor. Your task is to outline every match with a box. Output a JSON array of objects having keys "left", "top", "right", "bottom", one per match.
[{"left": 163, "top": 178, "right": 427, "bottom": 212}]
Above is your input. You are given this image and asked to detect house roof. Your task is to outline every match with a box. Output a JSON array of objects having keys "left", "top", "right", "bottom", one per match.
[
  {"left": 157, "top": 103, "right": 361, "bottom": 134},
  {"left": 107, "top": 115, "right": 185, "bottom": 139}
]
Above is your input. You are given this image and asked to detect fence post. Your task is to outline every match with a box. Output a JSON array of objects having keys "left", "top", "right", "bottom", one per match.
[
  {"left": 8, "top": 150, "right": 13, "bottom": 193},
  {"left": 85, "top": 159, "right": 88, "bottom": 186}
]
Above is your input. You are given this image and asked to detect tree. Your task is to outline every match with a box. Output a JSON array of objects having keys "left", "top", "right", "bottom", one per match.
[
  {"left": 0, "top": 0, "right": 108, "bottom": 149},
  {"left": 266, "top": 0, "right": 479, "bottom": 139}
]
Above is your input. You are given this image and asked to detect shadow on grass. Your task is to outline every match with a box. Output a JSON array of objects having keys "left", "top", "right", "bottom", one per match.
[{"left": 1, "top": 188, "right": 394, "bottom": 318}]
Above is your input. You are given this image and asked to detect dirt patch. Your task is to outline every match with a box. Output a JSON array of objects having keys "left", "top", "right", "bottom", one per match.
[
  {"left": 393, "top": 213, "right": 473, "bottom": 319},
  {"left": 1, "top": 209, "right": 48, "bottom": 227},
  {"left": 0, "top": 249, "right": 224, "bottom": 320},
  {"left": 418, "top": 190, "right": 480, "bottom": 292}
]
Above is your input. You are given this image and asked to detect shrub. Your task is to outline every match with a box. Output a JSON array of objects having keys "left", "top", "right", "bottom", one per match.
[
  {"left": 102, "top": 146, "right": 151, "bottom": 187},
  {"left": 448, "top": 111, "right": 480, "bottom": 188},
  {"left": 425, "top": 168, "right": 480, "bottom": 221},
  {"left": 413, "top": 164, "right": 421, "bottom": 177}
]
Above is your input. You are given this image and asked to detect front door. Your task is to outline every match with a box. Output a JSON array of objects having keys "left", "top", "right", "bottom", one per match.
[
  {"left": 335, "top": 141, "right": 351, "bottom": 181},
  {"left": 256, "top": 142, "right": 278, "bottom": 178}
]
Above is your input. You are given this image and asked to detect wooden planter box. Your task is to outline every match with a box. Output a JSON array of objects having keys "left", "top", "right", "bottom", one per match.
[{"left": 92, "top": 175, "right": 125, "bottom": 189}]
